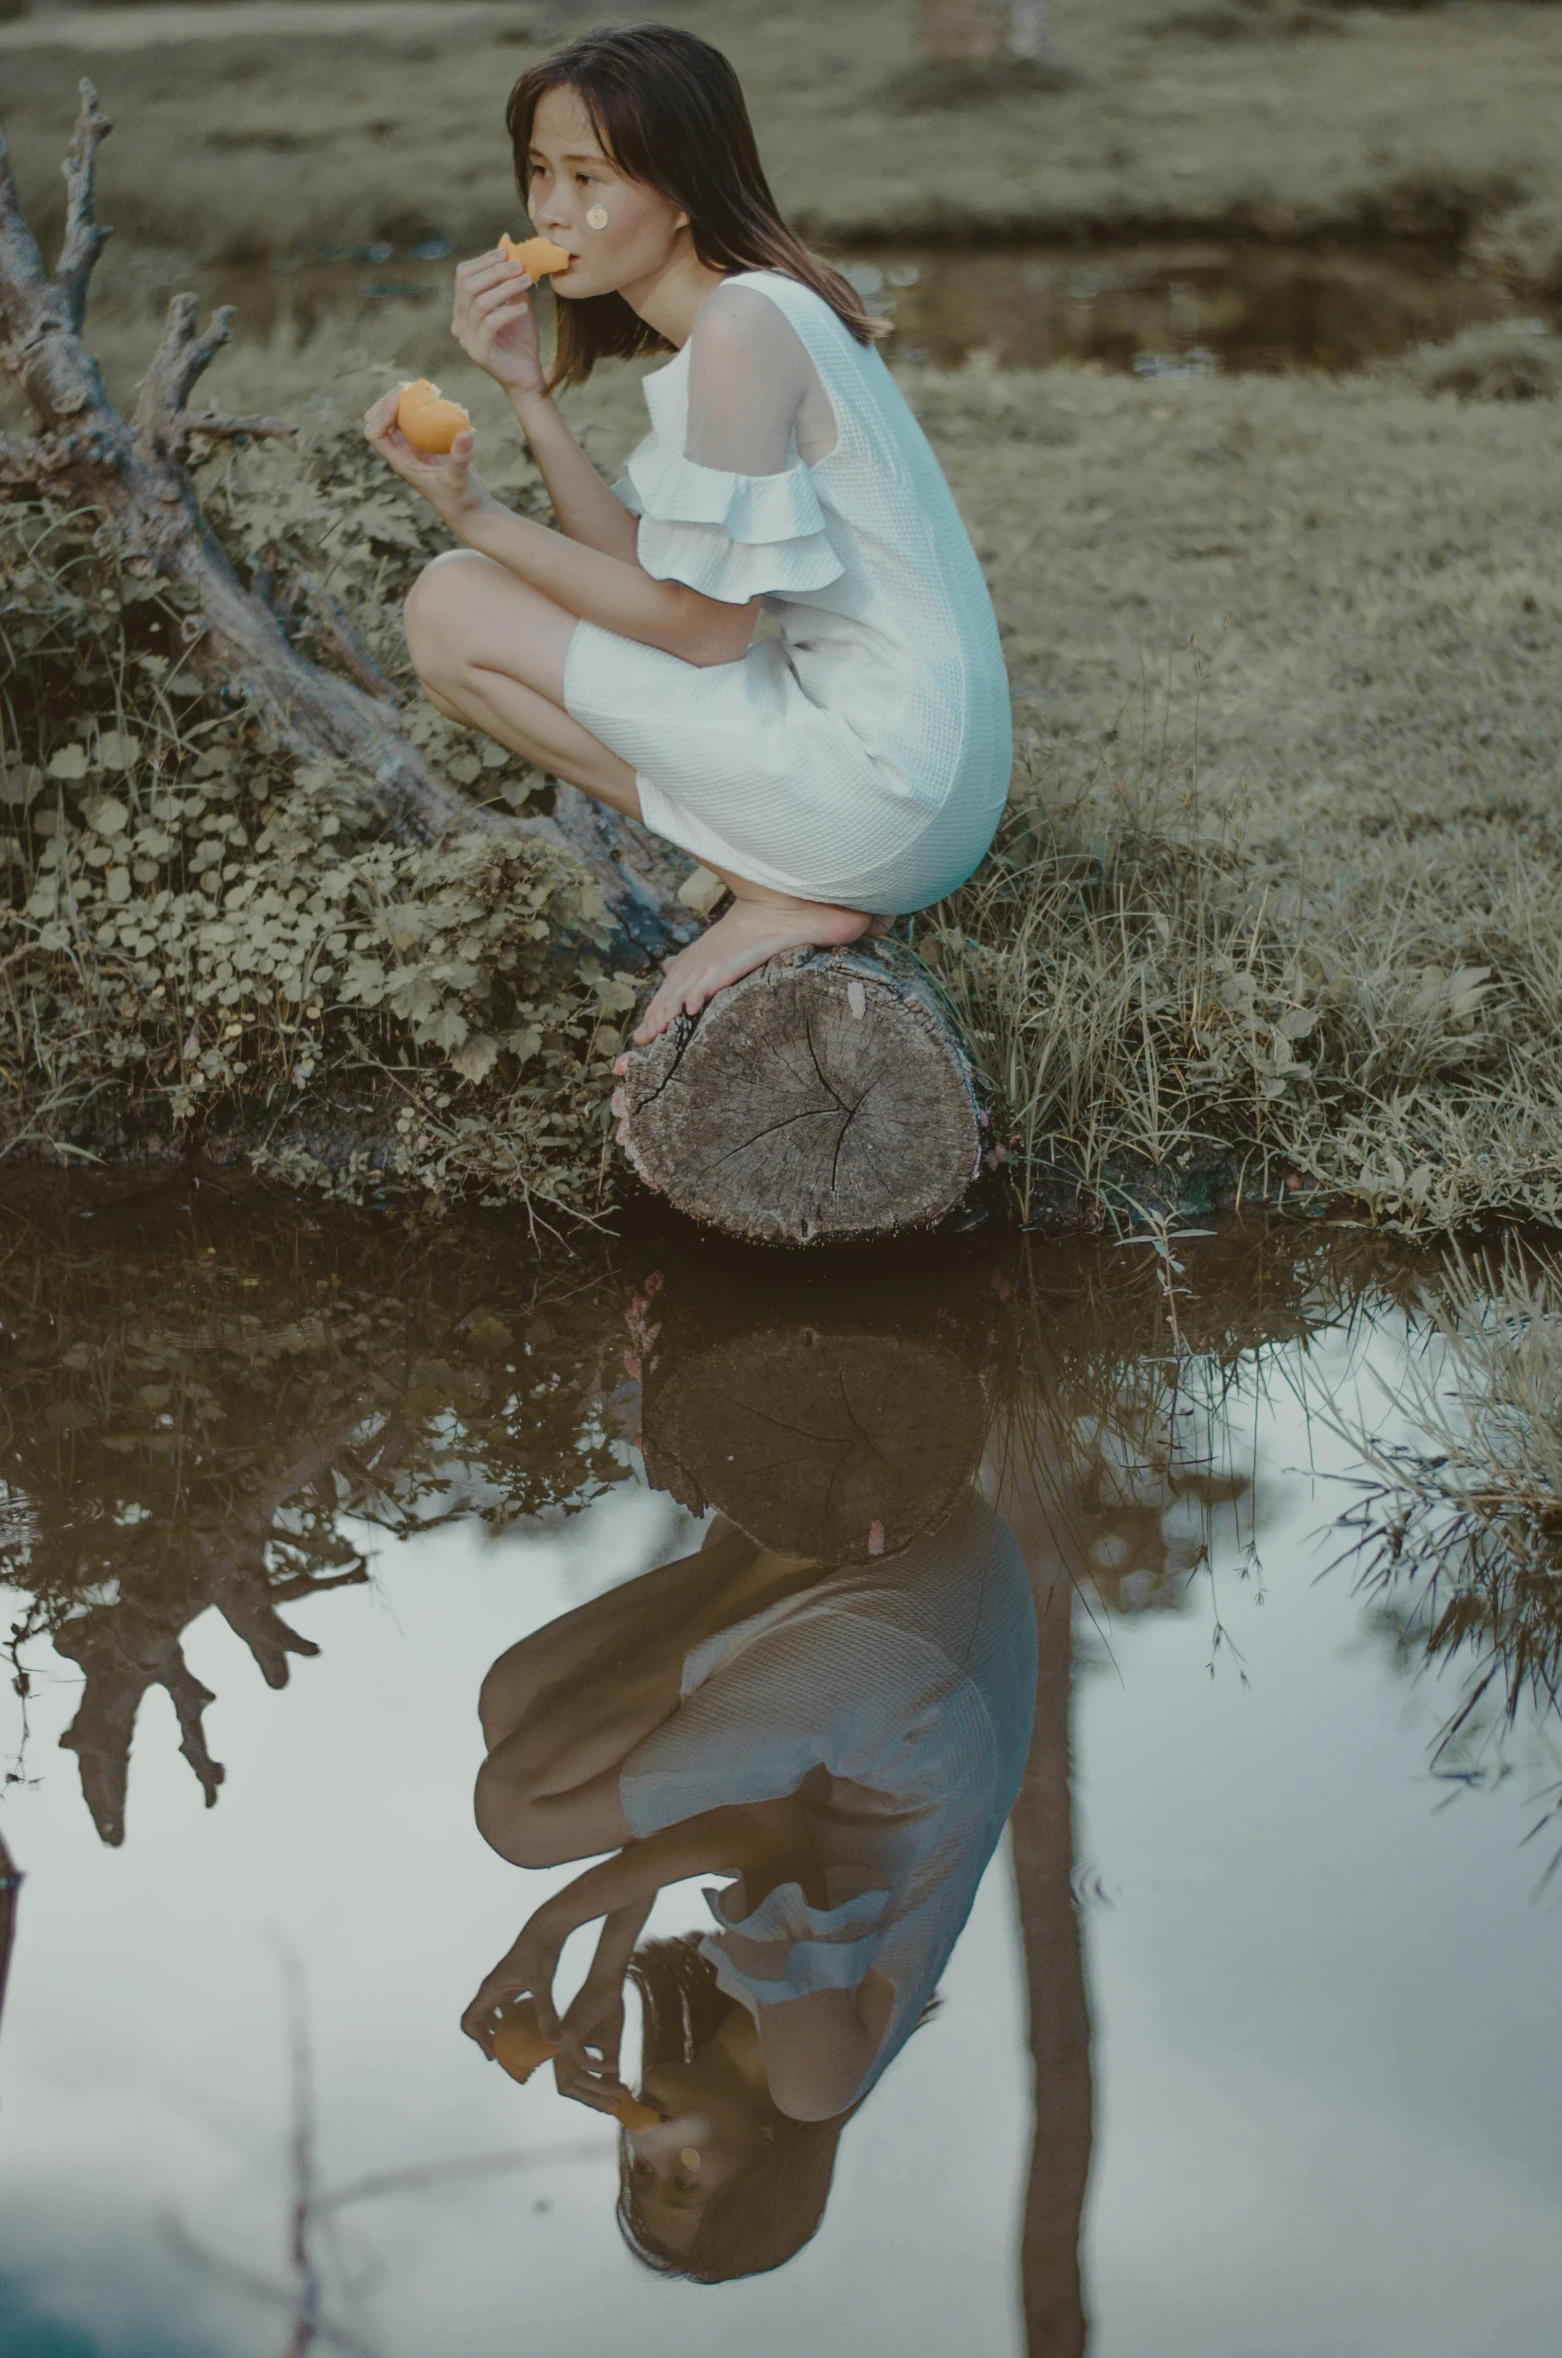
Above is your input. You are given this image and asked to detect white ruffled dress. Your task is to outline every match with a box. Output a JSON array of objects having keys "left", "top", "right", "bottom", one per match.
[
  {"left": 618, "top": 1494, "right": 1038, "bottom": 2108},
  {"left": 560, "top": 271, "right": 1012, "bottom": 913}
]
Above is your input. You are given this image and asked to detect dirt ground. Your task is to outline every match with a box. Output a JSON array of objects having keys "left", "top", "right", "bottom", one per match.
[{"left": 3, "top": 0, "right": 1561, "bottom": 269}]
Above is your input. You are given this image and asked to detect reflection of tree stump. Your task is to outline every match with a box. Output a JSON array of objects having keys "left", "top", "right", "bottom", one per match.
[
  {"left": 616, "top": 942, "right": 984, "bottom": 1248},
  {"left": 642, "top": 1320, "right": 988, "bottom": 1560}
]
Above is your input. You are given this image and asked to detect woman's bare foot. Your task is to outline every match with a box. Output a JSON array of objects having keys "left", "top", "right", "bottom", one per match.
[{"left": 633, "top": 892, "right": 873, "bottom": 1044}]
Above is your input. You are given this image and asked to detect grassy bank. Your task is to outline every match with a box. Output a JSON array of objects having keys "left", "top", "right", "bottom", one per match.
[
  {"left": 3, "top": 0, "right": 1561, "bottom": 275},
  {"left": 4, "top": 287, "right": 1561, "bottom": 1233}
]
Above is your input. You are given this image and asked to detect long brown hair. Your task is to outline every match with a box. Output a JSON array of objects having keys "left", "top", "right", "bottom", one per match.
[
  {"left": 505, "top": 22, "right": 888, "bottom": 390},
  {"left": 616, "top": 1935, "right": 851, "bottom": 2283}
]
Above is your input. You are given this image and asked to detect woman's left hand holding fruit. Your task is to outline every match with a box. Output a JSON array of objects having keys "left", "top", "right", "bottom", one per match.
[
  {"left": 362, "top": 389, "right": 492, "bottom": 535},
  {"left": 460, "top": 1900, "right": 570, "bottom": 2057}
]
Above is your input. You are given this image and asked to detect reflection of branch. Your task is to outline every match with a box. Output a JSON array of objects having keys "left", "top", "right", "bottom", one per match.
[
  {"left": 0, "top": 1828, "right": 21, "bottom": 2048},
  {"left": 1011, "top": 1567, "right": 1091, "bottom": 2358},
  {"left": 162, "top": 2217, "right": 379, "bottom": 2358},
  {"left": 322, "top": 2139, "right": 612, "bottom": 2213},
  {"left": 54, "top": 1416, "right": 374, "bottom": 1843},
  {"left": 282, "top": 1953, "right": 323, "bottom": 2358},
  {"left": 167, "top": 1957, "right": 611, "bottom": 2355}
]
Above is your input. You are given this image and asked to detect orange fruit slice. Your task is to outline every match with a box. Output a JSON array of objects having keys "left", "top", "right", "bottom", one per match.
[
  {"left": 490, "top": 1999, "right": 559, "bottom": 2086},
  {"left": 612, "top": 2093, "right": 663, "bottom": 2133},
  {"left": 500, "top": 233, "right": 572, "bottom": 280},
  {"left": 395, "top": 378, "right": 473, "bottom": 455}
]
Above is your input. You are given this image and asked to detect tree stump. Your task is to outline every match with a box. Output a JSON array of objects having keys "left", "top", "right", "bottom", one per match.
[{"left": 615, "top": 939, "right": 985, "bottom": 1247}]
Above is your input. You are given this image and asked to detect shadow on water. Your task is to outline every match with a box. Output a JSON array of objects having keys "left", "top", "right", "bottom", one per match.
[{"left": 0, "top": 1176, "right": 1558, "bottom": 2349}]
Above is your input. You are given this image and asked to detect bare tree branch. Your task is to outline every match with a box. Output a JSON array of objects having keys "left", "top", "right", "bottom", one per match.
[
  {"left": 0, "top": 431, "right": 49, "bottom": 488},
  {"left": 1, "top": 90, "right": 695, "bottom": 953},
  {"left": 0, "top": 123, "right": 49, "bottom": 320},
  {"left": 134, "top": 293, "right": 236, "bottom": 462},
  {"left": 290, "top": 568, "right": 401, "bottom": 703},
  {"left": 187, "top": 411, "right": 296, "bottom": 446},
  {"left": 55, "top": 80, "right": 114, "bottom": 332}
]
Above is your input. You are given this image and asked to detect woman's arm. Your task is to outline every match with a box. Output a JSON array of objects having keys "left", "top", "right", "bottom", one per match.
[
  {"left": 451, "top": 249, "right": 639, "bottom": 561},
  {"left": 509, "top": 386, "right": 642, "bottom": 562},
  {"left": 460, "top": 487, "right": 757, "bottom": 668},
  {"left": 756, "top": 1970, "right": 896, "bottom": 2122},
  {"left": 461, "top": 1799, "right": 807, "bottom": 2044},
  {"left": 552, "top": 1898, "right": 656, "bottom": 2111},
  {"left": 363, "top": 395, "right": 756, "bottom": 669}
]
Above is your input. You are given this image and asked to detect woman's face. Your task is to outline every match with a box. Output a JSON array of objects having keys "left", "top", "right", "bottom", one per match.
[
  {"left": 524, "top": 84, "right": 690, "bottom": 305},
  {"left": 627, "top": 2058, "right": 775, "bottom": 2256}
]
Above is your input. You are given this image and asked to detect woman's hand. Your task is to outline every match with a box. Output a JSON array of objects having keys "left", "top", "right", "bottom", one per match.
[
  {"left": 362, "top": 391, "right": 493, "bottom": 534},
  {"left": 554, "top": 1975, "right": 630, "bottom": 2115},
  {"left": 452, "top": 250, "right": 547, "bottom": 399},
  {"left": 460, "top": 1904, "right": 568, "bottom": 2059}
]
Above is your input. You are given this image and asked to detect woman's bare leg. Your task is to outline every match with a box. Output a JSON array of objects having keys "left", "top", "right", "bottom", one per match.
[
  {"left": 404, "top": 557, "right": 886, "bottom": 1042},
  {"left": 403, "top": 552, "right": 641, "bottom": 811},
  {"left": 477, "top": 1530, "right": 759, "bottom": 1751}
]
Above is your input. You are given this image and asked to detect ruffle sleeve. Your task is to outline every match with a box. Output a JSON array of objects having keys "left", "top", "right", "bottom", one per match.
[
  {"left": 698, "top": 1876, "right": 891, "bottom": 2006},
  {"left": 615, "top": 440, "right": 846, "bottom": 606}
]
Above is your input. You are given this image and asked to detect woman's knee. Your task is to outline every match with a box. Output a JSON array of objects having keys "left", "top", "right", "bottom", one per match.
[
  {"left": 474, "top": 1751, "right": 570, "bottom": 1867},
  {"left": 403, "top": 558, "right": 463, "bottom": 684},
  {"left": 478, "top": 1644, "right": 551, "bottom": 1750}
]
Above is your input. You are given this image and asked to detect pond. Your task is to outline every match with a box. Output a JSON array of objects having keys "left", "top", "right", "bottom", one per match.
[
  {"left": 103, "top": 234, "right": 1560, "bottom": 380},
  {"left": 1, "top": 1179, "right": 1558, "bottom": 2356}
]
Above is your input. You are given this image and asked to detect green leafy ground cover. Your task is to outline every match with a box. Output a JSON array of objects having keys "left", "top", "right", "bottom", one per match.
[
  {"left": 2, "top": 405, "right": 639, "bottom": 1228},
  {"left": 5, "top": 301, "right": 1562, "bottom": 1234}
]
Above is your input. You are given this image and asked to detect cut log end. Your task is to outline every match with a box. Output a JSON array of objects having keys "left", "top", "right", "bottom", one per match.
[{"left": 616, "top": 940, "right": 984, "bottom": 1247}]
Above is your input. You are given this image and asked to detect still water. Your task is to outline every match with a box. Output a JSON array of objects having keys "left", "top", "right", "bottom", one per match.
[
  {"left": 0, "top": 1182, "right": 1558, "bottom": 2357},
  {"left": 101, "top": 235, "right": 1560, "bottom": 381}
]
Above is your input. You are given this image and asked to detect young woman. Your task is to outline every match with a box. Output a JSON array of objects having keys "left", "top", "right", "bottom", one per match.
[
  {"left": 364, "top": 22, "right": 1010, "bottom": 1043},
  {"left": 461, "top": 1491, "right": 1037, "bottom": 2280}
]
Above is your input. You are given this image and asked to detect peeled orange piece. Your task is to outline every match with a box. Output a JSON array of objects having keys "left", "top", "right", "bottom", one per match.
[
  {"left": 612, "top": 2094, "right": 663, "bottom": 2133},
  {"left": 395, "top": 378, "right": 472, "bottom": 455},
  {"left": 490, "top": 1999, "right": 559, "bottom": 2087},
  {"left": 500, "top": 233, "right": 572, "bottom": 280}
]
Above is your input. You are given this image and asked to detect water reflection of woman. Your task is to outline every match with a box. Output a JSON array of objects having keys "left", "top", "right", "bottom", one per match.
[{"left": 463, "top": 1490, "right": 1036, "bottom": 2280}]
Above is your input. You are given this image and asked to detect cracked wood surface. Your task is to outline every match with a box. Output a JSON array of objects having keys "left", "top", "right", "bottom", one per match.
[{"left": 615, "top": 940, "right": 984, "bottom": 1245}]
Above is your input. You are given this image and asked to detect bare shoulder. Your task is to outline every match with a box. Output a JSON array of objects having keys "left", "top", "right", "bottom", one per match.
[{"left": 757, "top": 1969, "right": 896, "bottom": 2121}]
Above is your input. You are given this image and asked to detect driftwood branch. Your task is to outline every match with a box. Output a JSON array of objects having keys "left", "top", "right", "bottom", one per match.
[
  {"left": 0, "top": 116, "right": 48, "bottom": 311},
  {"left": 0, "top": 431, "right": 49, "bottom": 488},
  {"left": 133, "top": 292, "right": 232, "bottom": 460},
  {"left": 187, "top": 410, "right": 295, "bottom": 445},
  {"left": 0, "top": 85, "right": 695, "bottom": 968},
  {"left": 55, "top": 79, "right": 113, "bottom": 332},
  {"left": 289, "top": 566, "right": 400, "bottom": 703}
]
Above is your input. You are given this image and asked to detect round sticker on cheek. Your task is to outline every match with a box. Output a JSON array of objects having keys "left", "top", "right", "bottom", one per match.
[{"left": 586, "top": 204, "right": 609, "bottom": 230}]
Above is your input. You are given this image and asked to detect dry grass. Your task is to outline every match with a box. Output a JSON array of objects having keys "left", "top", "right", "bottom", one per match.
[
  {"left": 8, "top": 288, "right": 1562, "bottom": 1232},
  {"left": 1331, "top": 1239, "right": 1562, "bottom": 1765},
  {"left": 3, "top": 0, "right": 1561, "bottom": 264},
  {"left": 927, "top": 745, "right": 1562, "bottom": 1231}
]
